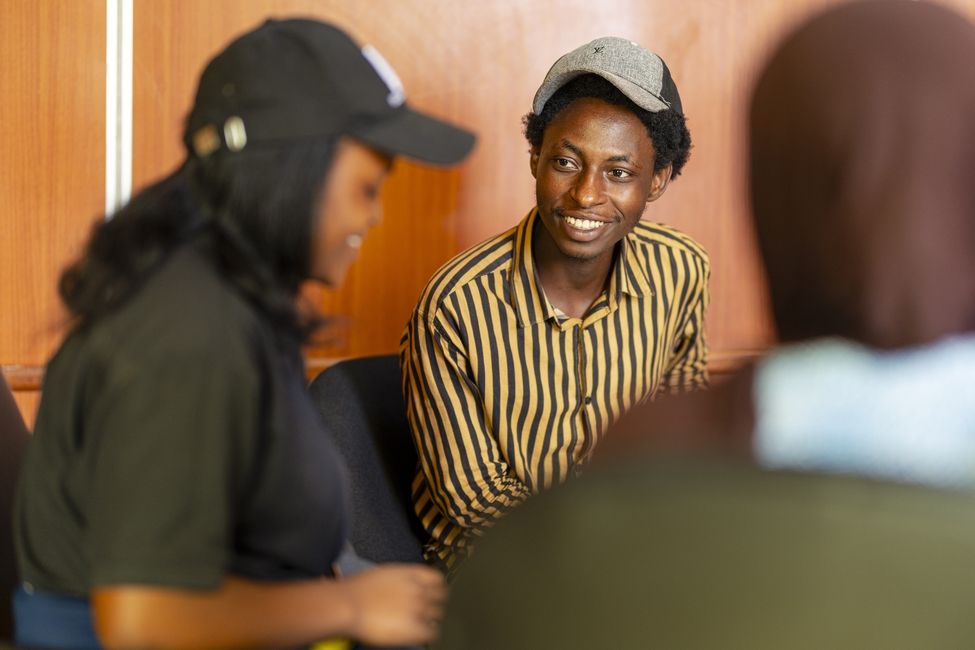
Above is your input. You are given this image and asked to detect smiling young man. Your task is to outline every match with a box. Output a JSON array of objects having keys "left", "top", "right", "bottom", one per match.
[{"left": 402, "top": 37, "right": 710, "bottom": 573}]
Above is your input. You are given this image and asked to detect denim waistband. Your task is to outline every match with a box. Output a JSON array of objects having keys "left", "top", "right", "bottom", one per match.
[{"left": 13, "top": 584, "right": 100, "bottom": 649}]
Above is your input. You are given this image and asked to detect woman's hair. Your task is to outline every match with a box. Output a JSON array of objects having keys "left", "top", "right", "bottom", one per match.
[
  {"left": 59, "top": 136, "right": 337, "bottom": 346},
  {"left": 523, "top": 74, "right": 692, "bottom": 178}
]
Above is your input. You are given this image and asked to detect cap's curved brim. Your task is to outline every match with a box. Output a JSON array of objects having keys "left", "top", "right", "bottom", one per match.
[{"left": 351, "top": 107, "right": 476, "bottom": 166}]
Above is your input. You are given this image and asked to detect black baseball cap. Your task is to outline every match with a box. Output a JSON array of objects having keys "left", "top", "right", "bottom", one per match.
[{"left": 185, "top": 18, "right": 475, "bottom": 165}]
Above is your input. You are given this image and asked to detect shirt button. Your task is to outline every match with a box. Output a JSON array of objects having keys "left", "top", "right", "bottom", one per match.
[{"left": 584, "top": 396, "right": 592, "bottom": 405}]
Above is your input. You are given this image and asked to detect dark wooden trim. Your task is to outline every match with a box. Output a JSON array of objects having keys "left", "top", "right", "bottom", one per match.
[{"left": 0, "top": 365, "right": 44, "bottom": 392}]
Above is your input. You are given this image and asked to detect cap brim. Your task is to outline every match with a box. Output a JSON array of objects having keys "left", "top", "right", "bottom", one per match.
[{"left": 351, "top": 107, "right": 475, "bottom": 166}]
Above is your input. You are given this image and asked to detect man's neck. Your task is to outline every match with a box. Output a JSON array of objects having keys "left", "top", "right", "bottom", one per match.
[{"left": 532, "top": 220, "right": 617, "bottom": 320}]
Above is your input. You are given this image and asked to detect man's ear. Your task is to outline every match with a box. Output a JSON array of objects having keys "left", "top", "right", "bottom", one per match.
[
  {"left": 529, "top": 147, "right": 540, "bottom": 179},
  {"left": 646, "top": 163, "right": 673, "bottom": 203}
]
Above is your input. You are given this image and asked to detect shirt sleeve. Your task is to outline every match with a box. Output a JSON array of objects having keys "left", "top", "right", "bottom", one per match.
[
  {"left": 83, "top": 329, "right": 262, "bottom": 590},
  {"left": 660, "top": 251, "right": 710, "bottom": 394},
  {"left": 402, "top": 308, "right": 532, "bottom": 534}
]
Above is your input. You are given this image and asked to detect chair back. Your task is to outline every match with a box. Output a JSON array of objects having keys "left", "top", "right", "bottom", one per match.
[
  {"left": 0, "top": 374, "right": 29, "bottom": 640},
  {"left": 308, "top": 355, "right": 425, "bottom": 564}
]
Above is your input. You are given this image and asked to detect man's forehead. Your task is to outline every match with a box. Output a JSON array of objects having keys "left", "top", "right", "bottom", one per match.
[{"left": 543, "top": 100, "right": 654, "bottom": 157}]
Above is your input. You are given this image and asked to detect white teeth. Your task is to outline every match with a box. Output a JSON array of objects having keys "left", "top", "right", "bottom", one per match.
[{"left": 563, "top": 216, "right": 605, "bottom": 231}]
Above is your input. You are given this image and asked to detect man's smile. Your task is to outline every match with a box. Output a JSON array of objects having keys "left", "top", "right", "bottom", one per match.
[{"left": 562, "top": 215, "right": 605, "bottom": 231}]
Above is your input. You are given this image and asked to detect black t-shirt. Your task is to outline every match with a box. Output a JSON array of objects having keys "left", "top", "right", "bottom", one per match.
[{"left": 15, "top": 242, "right": 350, "bottom": 596}]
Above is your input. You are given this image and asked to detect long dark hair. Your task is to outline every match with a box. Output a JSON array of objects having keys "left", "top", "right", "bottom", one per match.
[{"left": 59, "top": 136, "right": 337, "bottom": 348}]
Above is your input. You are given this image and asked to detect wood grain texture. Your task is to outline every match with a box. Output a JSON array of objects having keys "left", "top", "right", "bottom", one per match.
[
  {"left": 132, "top": 1, "right": 471, "bottom": 359},
  {"left": 10, "top": 0, "right": 975, "bottom": 429},
  {"left": 0, "top": 2, "right": 105, "bottom": 366},
  {"left": 129, "top": 0, "right": 975, "bottom": 362},
  {"left": 128, "top": 1, "right": 789, "bottom": 363}
]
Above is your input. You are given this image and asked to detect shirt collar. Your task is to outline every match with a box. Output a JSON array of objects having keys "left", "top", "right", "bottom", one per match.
[
  {"left": 510, "top": 209, "right": 654, "bottom": 328},
  {"left": 511, "top": 209, "right": 558, "bottom": 328},
  {"left": 614, "top": 230, "right": 654, "bottom": 300}
]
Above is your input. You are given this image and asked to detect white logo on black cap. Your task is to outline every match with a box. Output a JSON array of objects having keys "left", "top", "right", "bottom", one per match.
[{"left": 362, "top": 45, "right": 406, "bottom": 107}]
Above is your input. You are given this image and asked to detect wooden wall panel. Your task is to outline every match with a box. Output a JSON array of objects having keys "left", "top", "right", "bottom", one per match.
[
  {"left": 133, "top": 0, "right": 793, "bottom": 365},
  {"left": 133, "top": 1, "right": 975, "bottom": 366},
  {"left": 132, "top": 1, "right": 471, "bottom": 359},
  {"left": 9, "top": 0, "right": 975, "bottom": 425},
  {"left": 0, "top": 1, "right": 106, "bottom": 428}
]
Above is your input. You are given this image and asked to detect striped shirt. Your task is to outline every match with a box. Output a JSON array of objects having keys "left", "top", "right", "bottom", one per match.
[{"left": 401, "top": 209, "right": 709, "bottom": 571}]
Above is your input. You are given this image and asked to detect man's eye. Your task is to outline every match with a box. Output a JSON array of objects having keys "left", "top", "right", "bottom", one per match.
[
  {"left": 610, "top": 169, "right": 632, "bottom": 179},
  {"left": 554, "top": 157, "right": 575, "bottom": 169}
]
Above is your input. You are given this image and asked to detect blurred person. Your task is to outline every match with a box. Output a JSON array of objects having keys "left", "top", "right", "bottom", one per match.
[
  {"left": 436, "top": 2, "right": 975, "bottom": 647},
  {"left": 401, "top": 37, "right": 709, "bottom": 574},
  {"left": 0, "top": 373, "right": 29, "bottom": 640},
  {"left": 13, "top": 18, "right": 473, "bottom": 650},
  {"left": 601, "top": 0, "right": 975, "bottom": 482}
]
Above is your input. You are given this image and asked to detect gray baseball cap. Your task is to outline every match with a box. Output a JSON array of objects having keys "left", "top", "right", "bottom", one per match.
[{"left": 532, "top": 36, "right": 683, "bottom": 116}]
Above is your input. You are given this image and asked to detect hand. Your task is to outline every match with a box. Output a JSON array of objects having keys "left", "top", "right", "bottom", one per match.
[{"left": 342, "top": 564, "right": 447, "bottom": 646}]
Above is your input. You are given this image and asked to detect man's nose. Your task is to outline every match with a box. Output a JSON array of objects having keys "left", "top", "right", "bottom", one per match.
[{"left": 570, "top": 170, "right": 604, "bottom": 207}]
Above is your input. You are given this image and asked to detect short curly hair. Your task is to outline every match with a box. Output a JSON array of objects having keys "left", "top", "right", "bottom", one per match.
[{"left": 523, "top": 74, "right": 692, "bottom": 179}]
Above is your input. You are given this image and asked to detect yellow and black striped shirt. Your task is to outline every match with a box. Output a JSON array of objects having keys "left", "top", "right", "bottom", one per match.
[{"left": 401, "top": 209, "right": 709, "bottom": 571}]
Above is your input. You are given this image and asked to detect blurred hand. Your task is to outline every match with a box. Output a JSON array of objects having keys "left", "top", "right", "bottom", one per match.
[{"left": 343, "top": 564, "right": 447, "bottom": 646}]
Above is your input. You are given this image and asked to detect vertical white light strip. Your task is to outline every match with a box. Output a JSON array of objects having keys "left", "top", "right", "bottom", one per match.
[
  {"left": 118, "top": 0, "right": 133, "bottom": 210},
  {"left": 105, "top": 0, "right": 117, "bottom": 216},
  {"left": 105, "top": 0, "right": 133, "bottom": 217}
]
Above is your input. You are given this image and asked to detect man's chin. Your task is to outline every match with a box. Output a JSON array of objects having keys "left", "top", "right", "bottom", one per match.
[{"left": 557, "top": 243, "right": 603, "bottom": 263}]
